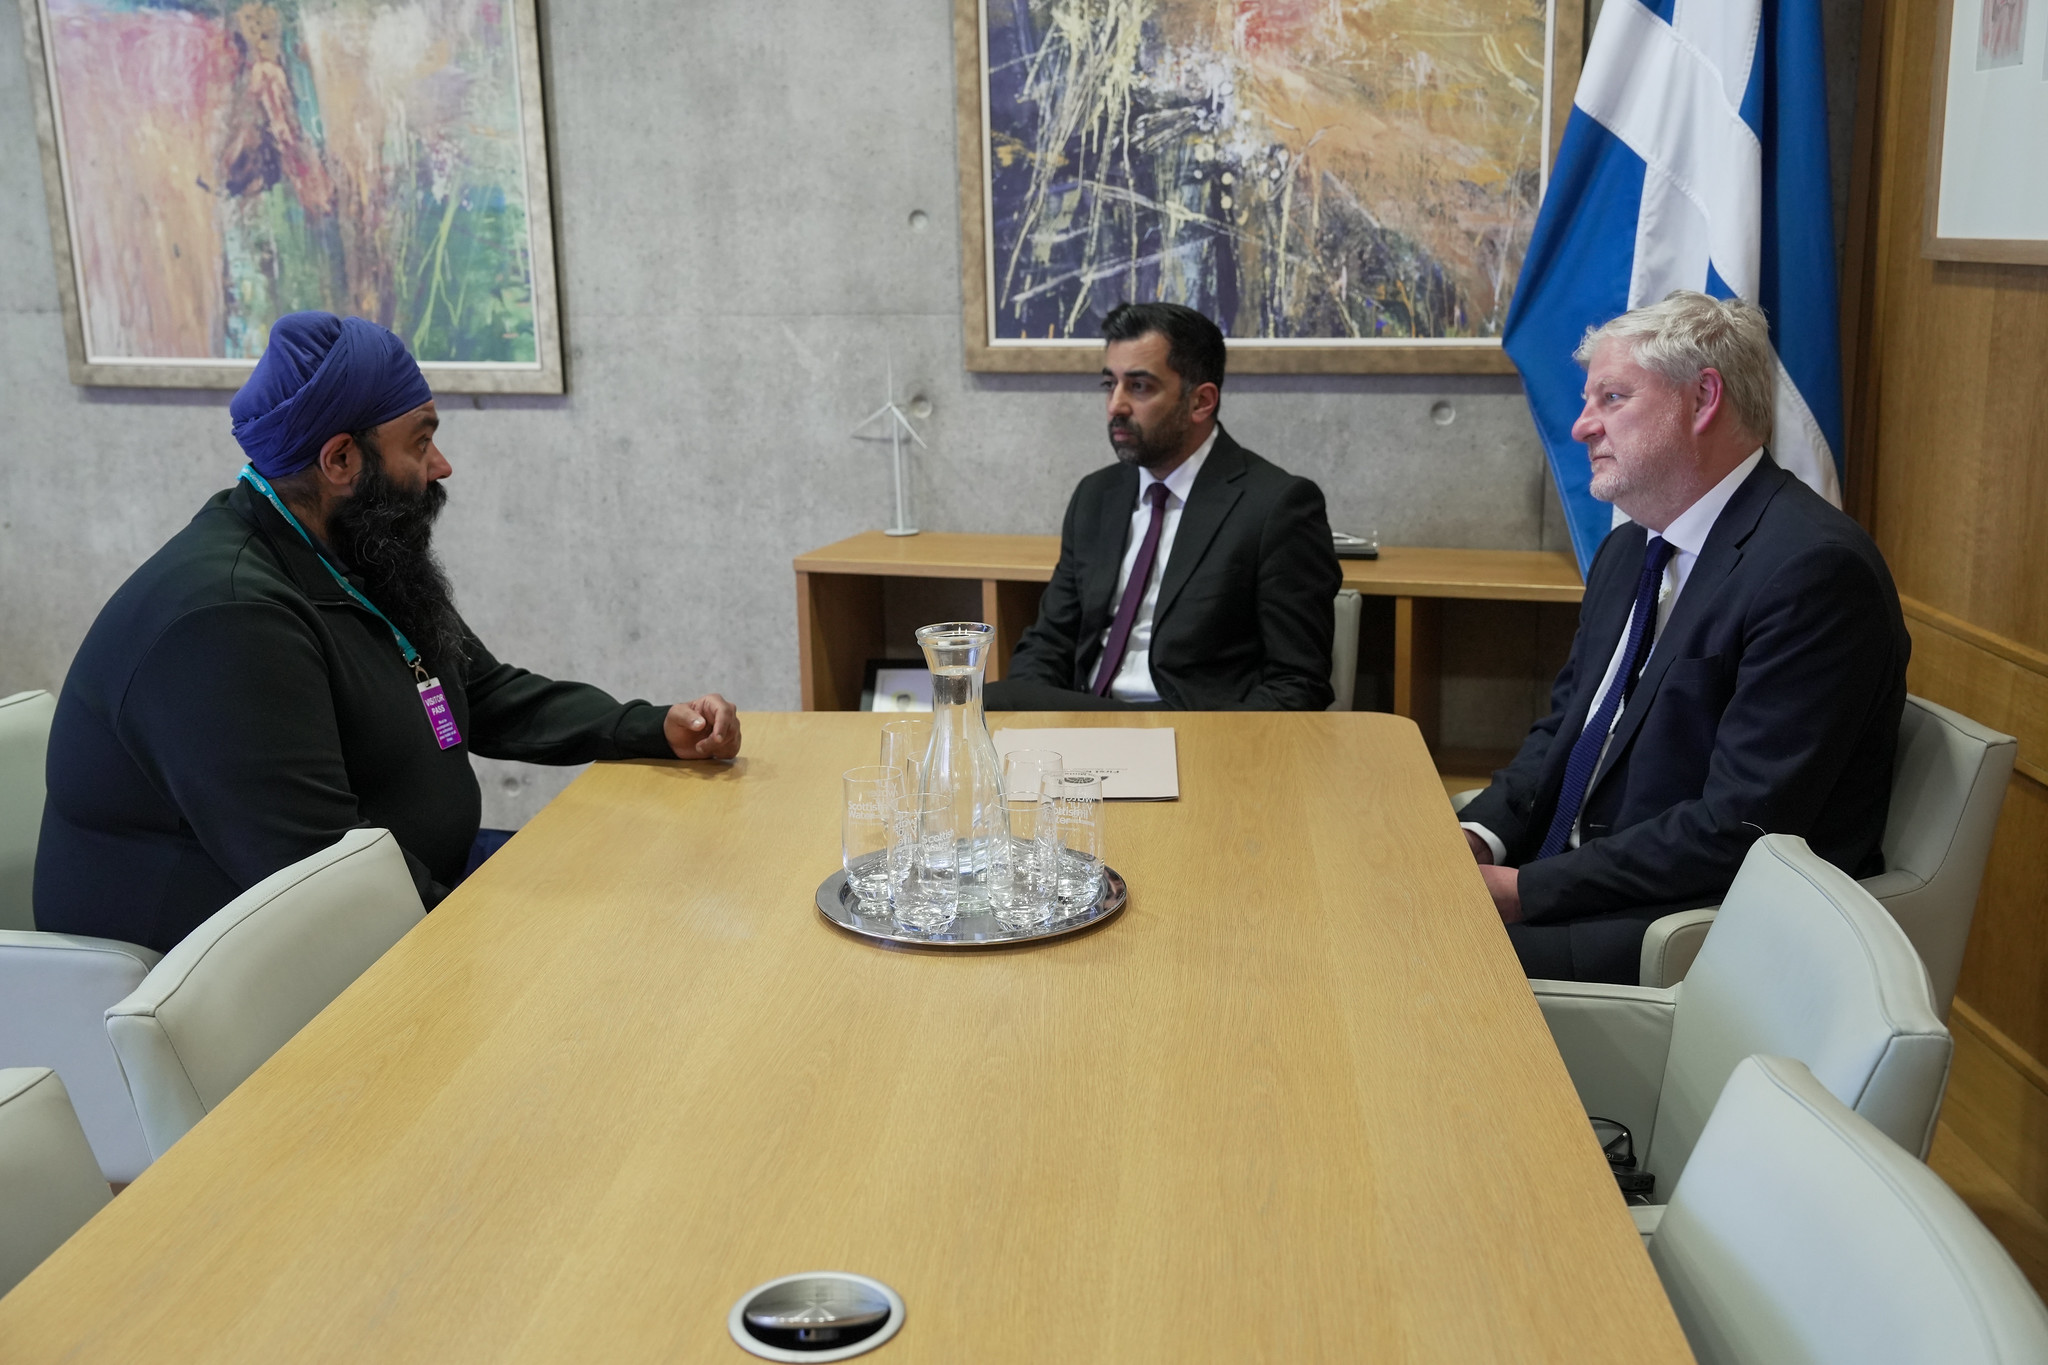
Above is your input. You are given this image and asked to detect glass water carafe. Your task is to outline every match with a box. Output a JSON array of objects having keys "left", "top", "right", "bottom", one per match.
[{"left": 914, "top": 621, "right": 1005, "bottom": 910}]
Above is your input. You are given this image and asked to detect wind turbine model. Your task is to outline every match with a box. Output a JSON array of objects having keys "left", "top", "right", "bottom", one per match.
[{"left": 851, "top": 355, "right": 926, "bottom": 537}]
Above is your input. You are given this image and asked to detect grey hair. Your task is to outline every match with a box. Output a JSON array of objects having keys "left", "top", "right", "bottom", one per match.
[{"left": 1575, "top": 291, "right": 1775, "bottom": 444}]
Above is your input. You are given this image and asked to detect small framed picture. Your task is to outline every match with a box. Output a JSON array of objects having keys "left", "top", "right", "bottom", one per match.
[
  {"left": 1925, "top": 0, "right": 2048, "bottom": 264},
  {"left": 861, "top": 662, "right": 934, "bottom": 713}
]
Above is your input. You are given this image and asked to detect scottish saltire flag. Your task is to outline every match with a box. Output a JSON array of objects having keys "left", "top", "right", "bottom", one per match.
[{"left": 1503, "top": 0, "right": 1846, "bottom": 576}]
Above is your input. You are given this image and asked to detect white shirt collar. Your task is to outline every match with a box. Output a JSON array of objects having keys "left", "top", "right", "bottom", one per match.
[
  {"left": 1137, "top": 427, "right": 1218, "bottom": 506},
  {"left": 1657, "top": 448, "right": 1764, "bottom": 556}
]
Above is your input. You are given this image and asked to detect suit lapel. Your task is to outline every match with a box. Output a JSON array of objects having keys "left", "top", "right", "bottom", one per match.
[
  {"left": 1590, "top": 457, "right": 1791, "bottom": 790},
  {"left": 1082, "top": 463, "right": 1141, "bottom": 633},
  {"left": 1153, "top": 429, "right": 1246, "bottom": 626},
  {"left": 1566, "top": 523, "right": 1650, "bottom": 740}
]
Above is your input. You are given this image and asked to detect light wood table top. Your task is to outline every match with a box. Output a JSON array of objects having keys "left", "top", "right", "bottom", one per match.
[
  {"left": 1340, "top": 545, "right": 1585, "bottom": 601},
  {"left": 793, "top": 530, "right": 1584, "bottom": 600},
  {"left": 795, "top": 530, "right": 1059, "bottom": 581},
  {"left": 0, "top": 713, "right": 1687, "bottom": 1363}
]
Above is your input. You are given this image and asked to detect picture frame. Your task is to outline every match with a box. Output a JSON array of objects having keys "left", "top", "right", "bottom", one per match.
[
  {"left": 861, "top": 660, "right": 935, "bottom": 713},
  {"left": 16, "top": 0, "right": 565, "bottom": 391},
  {"left": 952, "top": 0, "right": 1583, "bottom": 375},
  {"left": 1924, "top": 0, "right": 2048, "bottom": 265}
]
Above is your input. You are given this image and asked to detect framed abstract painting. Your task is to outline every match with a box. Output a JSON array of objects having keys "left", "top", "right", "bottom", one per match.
[
  {"left": 953, "top": 0, "right": 1583, "bottom": 374},
  {"left": 1925, "top": 0, "right": 2048, "bottom": 265},
  {"left": 17, "top": 0, "right": 563, "bottom": 391}
]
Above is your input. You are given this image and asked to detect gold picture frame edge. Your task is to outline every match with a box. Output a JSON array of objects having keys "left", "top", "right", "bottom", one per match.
[
  {"left": 1921, "top": 0, "right": 2048, "bottom": 267},
  {"left": 17, "top": 0, "right": 90, "bottom": 387},
  {"left": 16, "top": 0, "right": 566, "bottom": 393},
  {"left": 952, "top": 0, "right": 1585, "bottom": 376},
  {"left": 959, "top": 345, "right": 1521, "bottom": 376}
]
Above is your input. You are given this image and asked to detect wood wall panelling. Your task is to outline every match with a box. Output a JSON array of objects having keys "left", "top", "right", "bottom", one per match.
[
  {"left": 1903, "top": 600, "right": 2048, "bottom": 786},
  {"left": 1931, "top": 1002, "right": 2048, "bottom": 1297},
  {"left": 1865, "top": 0, "right": 2048, "bottom": 657},
  {"left": 1950, "top": 775, "right": 2048, "bottom": 1069},
  {"left": 1853, "top": 0, "right": 2048, "bottom": 1255}
]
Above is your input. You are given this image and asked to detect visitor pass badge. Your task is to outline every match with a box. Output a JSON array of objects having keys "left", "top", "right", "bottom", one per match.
[{"left": 417, "top": 678, "right": 463, "bottom": 750}]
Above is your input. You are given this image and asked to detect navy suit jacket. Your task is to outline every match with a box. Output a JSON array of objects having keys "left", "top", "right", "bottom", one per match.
[
  {"left": 1461, "top": 455, "right": 1910, "bottom": 929},
  {"left": 1003, "top": 427, "right": 1341, "bottom": 710}
]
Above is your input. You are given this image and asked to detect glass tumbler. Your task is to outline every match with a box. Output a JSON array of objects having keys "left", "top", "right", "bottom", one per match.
[
  {"left": 1037, "top": 771, "right": 1106, "bottom": 916},
  {"left": 879, "top": 717, "right": 932, "bottom": 796},
  {"left": 888, "top": 790, "right": 959, "bottom": 933},
  {"left": 989, "top": 793, "right": 1053, "bottom": 929},
  {"left": 841, "top": 766, "right": 900, "bottom": 906},
  {"left": 1001, "top": 749, "right": 1062, "bottom": 799}
]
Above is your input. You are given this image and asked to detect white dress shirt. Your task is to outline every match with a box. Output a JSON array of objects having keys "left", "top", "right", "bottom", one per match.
[
  {"left": 1098, "top": 429, "right": 1218, "bottom": 702},
  {"left": 1464, "top": 448, "right": 1763, "bottom": 862}
]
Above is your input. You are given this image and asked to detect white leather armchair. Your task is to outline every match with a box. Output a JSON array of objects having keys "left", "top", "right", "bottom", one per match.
[
  {"left": 1329, "top": 590, "right": 1362, "bottom": 711},
  {"left": 0, "top": 686, "right": 163, "bottom": 1183},
  {"left": 1640, "top": 695, "right": 2016, "bottom": 1006},
  {"left": 1652, "top": 1055, "right": 2048, "bottom": 1365},
  {"left": 106, "top": 828, "right": 424, "bottom": 1160},
  {"left": 0, "top": 1067, "right": 113, "bottom": 1296},
  {"left": 0, "top": 689, "right": 58, "bottom": 930},
  {"left": 0, "top": 934, "right": 160, "bottom": 1184},
  {"left": 1534, "top": 835, "right": 1951, "bottom": 1223}
]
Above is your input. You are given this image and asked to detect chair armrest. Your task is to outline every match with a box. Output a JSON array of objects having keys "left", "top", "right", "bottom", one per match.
[
  {"left": 0, "top": 1067, "right": 112, "bottom": 1295},
  {"left": 1856, "top": 868, "right": 1925, "bottom": 901},
  {"left": 0, "top": 932, "right": 161, "bottom": 1183},
  {"left": 1630, "top": 1204, "right": 1664, "bottom": 1243},
  {"left": 1533, "top": 979, "right": 1678, "bottom": 1163},
  {"left": 103, "top": 1012, "right": 208, "bottom": 1162},
  {"left": 1639, "top": 908, "right": 1720, "bottom": 988}
]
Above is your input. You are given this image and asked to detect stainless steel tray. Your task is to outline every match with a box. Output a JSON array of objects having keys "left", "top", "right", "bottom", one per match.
[{"left": 815, "top": 860, "right": 1127, "bottom": 948}]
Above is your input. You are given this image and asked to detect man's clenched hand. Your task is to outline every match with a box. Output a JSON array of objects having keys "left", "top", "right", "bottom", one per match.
[{"left": 665, "top": 694, "right": 741, "bottom": 759}]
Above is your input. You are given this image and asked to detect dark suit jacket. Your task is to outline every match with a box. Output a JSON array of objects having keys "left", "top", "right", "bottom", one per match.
[
  {"left": 1004, "top": 428, "right": 1342, "bottom": 710},
  {"left": 1462, "top": 455, "right": 1910, "bottom": 935}
]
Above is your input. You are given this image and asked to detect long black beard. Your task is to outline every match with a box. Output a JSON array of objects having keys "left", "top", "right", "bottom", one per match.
[{"left": 327, "top": 447, "right": 468, "bottom": 676}]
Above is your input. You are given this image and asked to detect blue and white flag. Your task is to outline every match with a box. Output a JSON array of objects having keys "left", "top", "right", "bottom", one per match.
[{"left": 1504, "top": 0, "right": 1845, "bottom": 576}]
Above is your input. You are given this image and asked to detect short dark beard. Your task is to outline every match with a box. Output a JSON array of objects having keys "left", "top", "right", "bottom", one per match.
[
  {"left": 326, "top": 435, "right": 467, "bottom": 676},
  {"left": 1108, "top": 390, "right": 1195, "bottom": 470}
]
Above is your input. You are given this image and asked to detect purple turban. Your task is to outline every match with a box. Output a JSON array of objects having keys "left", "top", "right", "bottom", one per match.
[{"left": 230, "top": 312, "right": 434, "bottom": 478}]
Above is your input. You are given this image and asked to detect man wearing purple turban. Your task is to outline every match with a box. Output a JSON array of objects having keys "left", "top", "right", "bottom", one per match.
[{"left": 34, "top": 313, "right": 740, "bottom": 952}]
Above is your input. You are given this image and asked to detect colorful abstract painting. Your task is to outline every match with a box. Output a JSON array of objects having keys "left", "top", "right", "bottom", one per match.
[
  {"left": 977, "top": 0, "right": 1555, "bottom": 354},
  {"left": 26, "top": 0, "right": 557, "bottom": 386}
]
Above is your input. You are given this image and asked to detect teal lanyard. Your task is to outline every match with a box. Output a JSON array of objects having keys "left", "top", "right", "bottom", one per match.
[{"left": 238, "top": 465, "right": 426, "bottom": 677}]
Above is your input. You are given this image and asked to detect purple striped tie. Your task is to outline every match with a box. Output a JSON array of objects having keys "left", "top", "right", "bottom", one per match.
[
  {"left": 1092, "top": 483, "right": 1172, "bottom": 695},
  {"left": 1535, "top": 536, "right": 1675, "bottom": 859}
]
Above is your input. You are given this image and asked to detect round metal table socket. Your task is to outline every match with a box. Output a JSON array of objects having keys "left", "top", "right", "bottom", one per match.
[{"left": 728, "top": 1272, "right": 904, "bottom": 1361}]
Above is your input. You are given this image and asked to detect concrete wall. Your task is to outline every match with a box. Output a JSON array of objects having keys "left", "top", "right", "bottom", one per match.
[{"left": 0, "top": 1, "right": 1857, "bottom": 828}]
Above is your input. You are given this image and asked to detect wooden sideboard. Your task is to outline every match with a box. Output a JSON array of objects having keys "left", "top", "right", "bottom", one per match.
[{"left": 793, "top": 531, "right": 1584, "bottom": 747}]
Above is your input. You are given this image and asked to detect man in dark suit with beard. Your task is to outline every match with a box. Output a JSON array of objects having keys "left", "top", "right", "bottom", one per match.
[
  {"left": 1459, "top": 291, "right": 1910, "bottom": 983},
  {"left": 35, "top": 312, "right": 741, "bottom": 952},
  {"left": 986, "top": 302, "right": 1342, "bottom": 712}
]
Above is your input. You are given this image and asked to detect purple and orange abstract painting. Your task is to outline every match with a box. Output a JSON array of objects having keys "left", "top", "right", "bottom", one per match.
[
  {"left": 31, "top": 0, "right": 544, "bottom": 372},
  {"left": 980, "top": 0, "right": 1552, "bottom": 346}
]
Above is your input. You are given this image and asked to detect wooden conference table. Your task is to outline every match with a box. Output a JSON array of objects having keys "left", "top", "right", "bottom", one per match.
[{"left": 0, "top": 713, "right": 1689, "bottom": 1363}]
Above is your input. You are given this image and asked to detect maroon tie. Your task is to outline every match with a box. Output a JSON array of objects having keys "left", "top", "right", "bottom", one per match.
[{"left": 1092, "top": 483, "right": 1172, "bottom": 695}]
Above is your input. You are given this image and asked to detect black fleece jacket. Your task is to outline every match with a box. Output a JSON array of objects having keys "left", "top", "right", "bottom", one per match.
[{"left": 35, "top": 482, "right": 673, "bottom": 951}]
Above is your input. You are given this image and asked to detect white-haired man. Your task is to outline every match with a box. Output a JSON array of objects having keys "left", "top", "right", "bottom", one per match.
[{"left": 1459, "top": 291, "right": 1910, "bottom": 982}]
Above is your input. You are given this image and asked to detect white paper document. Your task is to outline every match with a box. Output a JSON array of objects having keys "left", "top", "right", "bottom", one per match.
[{"left": 992, "top": 727, "right": 1180, "bottom": 801}]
